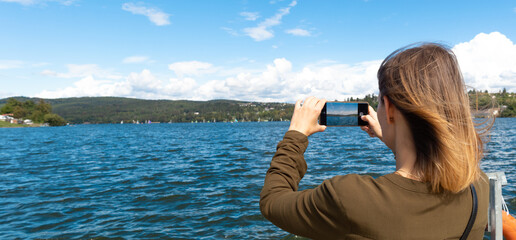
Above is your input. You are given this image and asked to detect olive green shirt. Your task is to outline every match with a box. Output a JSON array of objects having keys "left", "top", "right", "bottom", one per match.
[{"left": 260, "top": 130, "right": 488, "bottom": 240}]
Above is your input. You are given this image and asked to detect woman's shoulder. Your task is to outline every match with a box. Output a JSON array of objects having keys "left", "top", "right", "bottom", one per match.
[
  {"left": 477, "top": 170, "right": 489, "bottom": 186},
  {"left": 327, "top": 171, "right": 491, "bottom": 198},
  {"left": 326, "top": 173, "right": 403, "bottom": 201},
  {"left": 474, "top": 170, "right": 490, "bottom": 199},
  {"left": 327, "top": 173, "right": 437, "bottom": 202},
  {"left": 329, "top": 173, "right": 411, "bottom": 189}
]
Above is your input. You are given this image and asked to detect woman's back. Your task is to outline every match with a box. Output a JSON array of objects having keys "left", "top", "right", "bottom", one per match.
[
  {"left": 260, "top": 131, "right": 488, "bottom": 239},
  {"left": 327, "top": 173, "right": 488, "bottom": 239},
  {"left": 261, "top": 43, "right": 490, "bottom": 239}
]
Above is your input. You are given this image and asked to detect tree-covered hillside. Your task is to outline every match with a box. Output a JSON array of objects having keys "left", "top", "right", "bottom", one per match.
[
  {"left": 0, "top": 98, "right": 66, "bottom": 126},
  {"left": 0, "top": 97, "right": 294, "bottom": 124},
  {"left": 468, "top": 89, "right": 516, "bottom": 117},
  {"left": 1, "top": 90, "right": 514, "bottom": 125}
]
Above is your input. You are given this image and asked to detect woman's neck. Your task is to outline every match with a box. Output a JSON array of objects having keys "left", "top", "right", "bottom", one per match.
[{"left": 393, "top": 113, "right": 419, "bottom": 180}]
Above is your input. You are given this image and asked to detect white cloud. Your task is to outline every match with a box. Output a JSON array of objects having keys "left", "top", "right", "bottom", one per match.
[
  {"left": 123, "top": 56, "right": 149, "bottom": 64},
  {"left": 0, "top": 60, "right": 50, "bottom": 70},
  {"left": 168, "top": 61, "right": 215, "bottom": 77},
  {"left": 165, "top": 77, "right": 197, "bottom": 97},
  {"left": 191, "top": 58, "right": 381, "bottom": 102},
  {"left": 59, "top": 0, "right": 73, "bottom": 5},
  {"left": 240, "top": 11, "right": 260, "bottom": 21},
  {"left": 0, "top": 0, "right": 34, "bottom": 5},
  {"left": 41, "top": 64, "right": 122, "bottom": 80},
  {"left": 37, "top": 76, "right": 132, "bottom": 99},
  {"left": 0, "top": 60, "right": 24, "bottom": 69},
  {"left": 33, "top": 32, "right": 516, "bottom": 101},
  {"left": 453, "top": 32, "right": 516, "bottom": 93},
  {"left": 40, "top": 69, "right": 56, "bottom": 75},
  {"left": 36, "top": 69, "right": 197, "bottom": 99},
  {"left": 243, "top": 26, "right": 274, "bottom": 42},
  {"left": 0, "top": 0, "right": 76, "bottom": 5},
  {"left": 0, "top": 90, "right": 15, "bottom": 99},
  {"left": 221, "top": 27, "right": 239, "bottom": 36},
  {"left": 127, "top": 69, "right": 161, "bottom": 92},
  {"left": 122, "top": 2, "right": 170, "bottom": 26},
  {"left": 285, "top": 28, "right": 311, "bottom": 36},
  {"left": 243, "top": 0, "right": 297, "bottom": 41},
  {"left": 200, "top": 58, "right": 381, "bottom": 102},
  {"left": 31, "top": 62, "right": 50, "bottom": 67},
  {"left": 35, "top": 58, "right": 381, "bottom": 101}
]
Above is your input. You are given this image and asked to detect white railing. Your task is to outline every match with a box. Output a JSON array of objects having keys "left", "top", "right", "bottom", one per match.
[{"left": 486, "top": 172, "right": 508, "bottom": 240}]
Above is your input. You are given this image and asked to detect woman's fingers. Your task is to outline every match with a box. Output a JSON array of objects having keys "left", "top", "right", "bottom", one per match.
[
  {"left": 360, "top": 125, "right": 375, "bottom": 138},
  {"left": 360, "top": 107, "right": 382, "bottom": 139},
  {"left": 368, "top": 105, "right": 376, "bottom": 114},
  {"left": 361, "top": 114, "right": 372, "bottom": 123},
  {"left": 288, "top": 96, "right": 326, "bottom": 136},
  {"left": 313, "top": 98, "right": 327, "bottom": 133},
  {"left": 303, "top": 96, "right": 316, "bottom": 107},
  {"left": 315, "top": 98, "right": 327, "bottom": 110},
  {"left": 317, "top": 124, "right": 327, "bottom": 133},
  {"left": 368, "top": 105, "right": 378, "bottom": 120},
  {"left": 295, "top": 99, "right": 302, "bottom": 109}
]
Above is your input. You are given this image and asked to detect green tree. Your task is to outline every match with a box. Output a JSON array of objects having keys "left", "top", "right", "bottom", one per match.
[
  {"left": 44, "top": 113, "right": 67, "bottom": 126},
  {"left": 13, "top": 106, "right": 28, "bottom": 119},
  {"left": 30, "top": 110, "right": 45, "bottom": 123},
  {"left": 22, "top": 100, "right": 36, "bottom": 112},
  {"left": 0, "top": 104, "right": 13, "bottom": 114},
  {"left": 36, "top": 100, "right": 51, "bottom": 115},
  {"left": 0, "top": 98, "right": 21, "bottom": 114}
]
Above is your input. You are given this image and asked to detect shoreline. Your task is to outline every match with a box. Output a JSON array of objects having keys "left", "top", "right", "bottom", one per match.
[
  {"left": 0, "top": 122, "right": 45, "bottom": 128},
  {"left": 2, "top": 117, "right": 513, "bottom": 128}
]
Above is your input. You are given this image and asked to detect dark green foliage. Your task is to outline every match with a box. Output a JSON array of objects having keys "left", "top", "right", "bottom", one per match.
[
  {"left": 468, "top": 89, "right": 516, "bottom": 117},
  {"left": 0, "top": 98, "right": 60, "bottom": 124},
  {"left": 0, "top": 98, "right": 20, "bottom": 114},
  {"left": 30, "top": 110, "right": 46, "bottom": 123},
  {"left": 44, "top": 113, "right": 67, "bottom": 126},
  {"left": 0, "top": 91, "right": 514, "bottom": 125},
  {"left": 13, "top": 106, "right": 28, "bottom": 119},
  {"left": 35, "top": 99, "right": 52, "bottom": 115},
  {"left": 0, "top": 97, "right": 295, "bottom": 124},
  {"left": 357, "top": 93, "right": 379, "bottom": 109}
]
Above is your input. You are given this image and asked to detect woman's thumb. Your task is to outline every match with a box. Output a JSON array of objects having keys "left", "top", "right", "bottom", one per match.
[{"left": 361, "top": 115, "right": 371, "bottom": 123}]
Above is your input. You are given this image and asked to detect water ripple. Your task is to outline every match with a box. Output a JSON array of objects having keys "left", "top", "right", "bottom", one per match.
[{"left": 0, "top": 120, "right": 514, "bottom": 239}]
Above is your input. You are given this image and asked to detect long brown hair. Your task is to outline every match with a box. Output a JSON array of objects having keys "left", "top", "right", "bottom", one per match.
[{"left": 378, "top": 43, "right": 483, "bottom": 193}]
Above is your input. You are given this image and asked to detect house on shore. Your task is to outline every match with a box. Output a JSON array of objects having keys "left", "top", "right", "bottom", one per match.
[
  {"left": 1, "top": 114, "right": 35, "bottom": 125},
  {"left": 1, "top": 114, "right": 14, "bottom": 122}
]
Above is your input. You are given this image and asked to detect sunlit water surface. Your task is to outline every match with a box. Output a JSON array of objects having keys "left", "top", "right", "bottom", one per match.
[{"left": 0, "top": 119, "right": 514, "bottom": 239}]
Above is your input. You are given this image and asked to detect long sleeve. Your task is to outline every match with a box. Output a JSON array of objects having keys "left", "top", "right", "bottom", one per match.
[
  {"left": 259, "top": 132, "right": 490, "bottom": 240},
  {"left": 260, "top": 130, "right": 346, "bottom": 239}
]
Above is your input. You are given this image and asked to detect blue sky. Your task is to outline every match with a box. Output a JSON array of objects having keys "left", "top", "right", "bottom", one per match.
[{"left": 1, "top": 0, "right": 516, "bottom": 101}]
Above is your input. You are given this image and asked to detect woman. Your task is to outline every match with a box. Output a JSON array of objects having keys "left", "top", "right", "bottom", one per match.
[{"left": 260, "top": 43, "right": 488, "bottom": 239}]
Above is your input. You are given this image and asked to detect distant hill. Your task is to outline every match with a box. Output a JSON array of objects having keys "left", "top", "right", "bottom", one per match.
[
  {"left": 1, "top": 90, "right": 514, "bottom": 124},
  {"left": 0, "top": 97, "right": 294, "bottom": 124}
]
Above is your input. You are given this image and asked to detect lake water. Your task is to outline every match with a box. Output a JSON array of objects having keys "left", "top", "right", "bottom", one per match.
[{"left": 1, "top": 119, "right": 515, "bottom": 239}]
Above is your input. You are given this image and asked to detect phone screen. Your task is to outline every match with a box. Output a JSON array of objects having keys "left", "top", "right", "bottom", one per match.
[{"left": 319, "top": 102, "right": 368, "bottom": 126}]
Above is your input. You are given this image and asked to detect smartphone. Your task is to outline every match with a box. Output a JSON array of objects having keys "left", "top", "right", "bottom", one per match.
[{"left": 319, "top": 102, "right": 369, "bottom": 126}]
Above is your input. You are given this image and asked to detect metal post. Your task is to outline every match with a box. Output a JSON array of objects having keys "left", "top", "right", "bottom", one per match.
[{"left": 486, "top": 172, "right": 507, "bottom": 240}]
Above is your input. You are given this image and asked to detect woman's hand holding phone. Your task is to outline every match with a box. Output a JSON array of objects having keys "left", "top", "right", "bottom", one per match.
[
  {"left": 288, "top": 97, "right": 327, "bottom": 137},
  {"left": 360, "top": 105, "right": 383, "bottom": 140}
]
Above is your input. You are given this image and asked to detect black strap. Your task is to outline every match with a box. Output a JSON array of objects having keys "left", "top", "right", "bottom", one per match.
[{"left": 460, "top": 184, "right": 478, "bottom": 240}]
